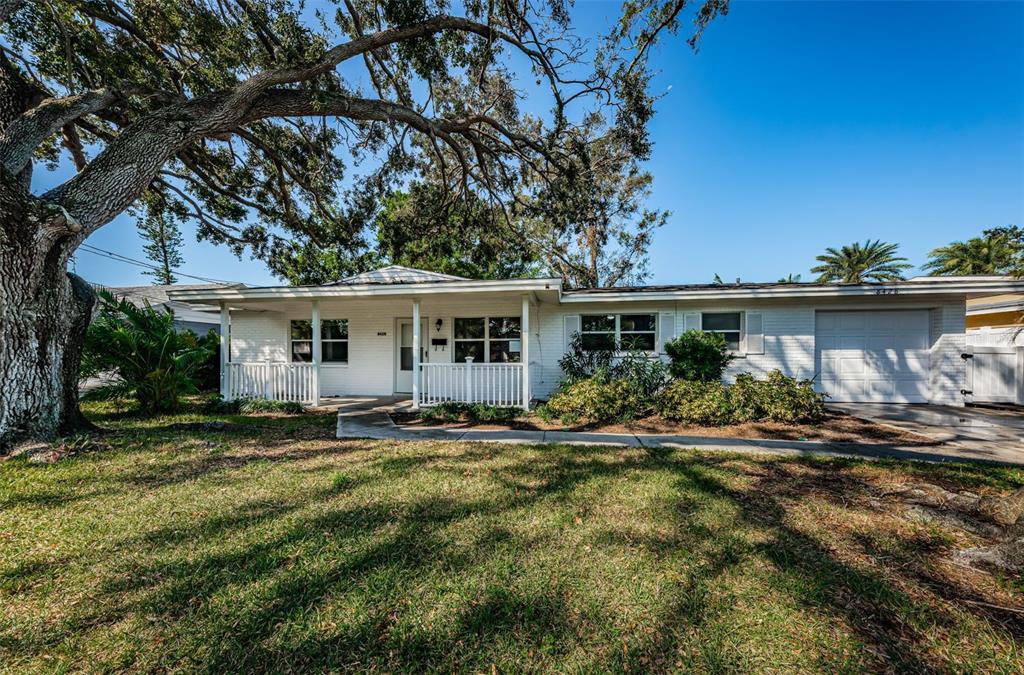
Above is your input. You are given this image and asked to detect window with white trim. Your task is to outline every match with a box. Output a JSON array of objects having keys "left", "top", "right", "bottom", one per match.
[
  {"left": 701, "top": 312, "right": 741, "bottom": 351},
  {"left": 290, "top": 319, "right": 349, "bottom": 363},
  {"left": 454, "top": 317, "right": 521, "bottom": 362},
  {"left": 580, "top": 314, "right": 657, "bottom": 351}
]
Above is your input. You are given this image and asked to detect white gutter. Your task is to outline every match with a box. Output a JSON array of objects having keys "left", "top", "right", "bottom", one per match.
[
  {"left": 560, "top": 278, "right": 1024, "bottom": 303},
  {"left": 169, "top": 277, "right": 563, "bottom": 303}
]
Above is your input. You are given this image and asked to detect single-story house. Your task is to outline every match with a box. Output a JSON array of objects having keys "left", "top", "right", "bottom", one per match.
[{"left": 168, "top": 266, "right": 1024, "bottom": 408}]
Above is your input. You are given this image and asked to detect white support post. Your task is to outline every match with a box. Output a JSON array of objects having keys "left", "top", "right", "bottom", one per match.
[
  {"left": 263, "top": 359, "right": 272, "bottom": 400},
  {"left": 412, "top": 299, "right": 421, "bottom": 409},
  {"left": 219, "top": 302, "right": 230, "bottom": 398},
  {"left": 1017, "top": 347, "right": 1024, "bottom": 406},
  {"left": 465, "top": 357, "right": 473, "bottom": 403},
  {"left": 311, "top": 299, "right": 322, "bottom": 407},
  {"left": 521, "top": 295, "right": 530, "bottom": 410}
]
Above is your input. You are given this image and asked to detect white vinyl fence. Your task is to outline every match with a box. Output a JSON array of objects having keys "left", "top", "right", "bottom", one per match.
[{"left": 964, "top": 346, "right": 1024, "bottom": 405}]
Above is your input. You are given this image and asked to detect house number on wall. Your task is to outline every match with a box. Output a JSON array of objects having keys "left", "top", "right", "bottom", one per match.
[{"left": 874, "top": 288, "right": 899, "bottom": 295}]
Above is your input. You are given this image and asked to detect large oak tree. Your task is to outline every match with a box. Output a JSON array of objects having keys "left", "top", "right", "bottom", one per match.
[{"left": 0, "top": 0, "right": 727, "bottom": 448}]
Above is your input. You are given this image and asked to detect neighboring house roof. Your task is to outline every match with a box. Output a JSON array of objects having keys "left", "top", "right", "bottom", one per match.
[
  {"left": 966, "top": 293, "right": 1024, "bottom": 315},
  {"left": 97, "top": 283, "right": 244, "bottom": 324},
  {"left": 965, "top": 293, "right": 1024, "bottom": 331},
  {"left": 168, "top": 267, "right": 1024, "bottom": 305},
  {"left": 330, "top": 265, "right": 467, "bottom": 285}
]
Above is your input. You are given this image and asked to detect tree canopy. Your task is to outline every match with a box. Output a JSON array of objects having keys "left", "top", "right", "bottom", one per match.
[
  {"left": 1, "top": 0, "right": 724, "bottom": 282},
  {"left": 924, "top": 230, "right": 1018, "bottom": 276},
  {"left": 810, "top": 240, "right": 912, "bottom": 284}
]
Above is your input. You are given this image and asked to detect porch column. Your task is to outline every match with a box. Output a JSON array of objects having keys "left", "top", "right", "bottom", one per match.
[
  {"left": 412, "top": 299, "right": 422, "bottom": 409},
  {"left": 311, "top": 299, "right": 322, "bottom": 407},
  {"left": 521, "top": 295, "right": 530, "bottom": 410},
  {"left": 219, "top": 302, "right": 230, "bottom": 398}
]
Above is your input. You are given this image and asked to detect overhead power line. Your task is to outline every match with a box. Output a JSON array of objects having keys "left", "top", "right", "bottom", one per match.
[{"left": 77, "top": 243, "right": 244, "bottom": 286}]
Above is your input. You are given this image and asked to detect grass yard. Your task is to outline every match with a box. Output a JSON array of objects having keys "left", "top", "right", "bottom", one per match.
[{"left": 2, "top": 401, "right": 1023, "bottom": 673}]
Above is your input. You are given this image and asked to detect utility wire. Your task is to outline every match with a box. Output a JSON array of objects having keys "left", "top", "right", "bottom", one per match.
[{"left": 77, "top": 243, "right": 244, "bottom": 286}]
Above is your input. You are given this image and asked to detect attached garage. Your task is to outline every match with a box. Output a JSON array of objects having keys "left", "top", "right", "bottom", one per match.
[{"left": 815, "top": 310, "right": 931, "bottom": 403}]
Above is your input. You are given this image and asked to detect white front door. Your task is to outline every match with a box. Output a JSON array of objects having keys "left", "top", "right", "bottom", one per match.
[
  {"left": 815, "top": 310, "right": 931, "bottom": 403},
  {"left": 395, "top": 319, "right": 427, "bottom": 393}
]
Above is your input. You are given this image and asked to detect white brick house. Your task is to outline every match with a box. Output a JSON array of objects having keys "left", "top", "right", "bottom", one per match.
[{"left": 169, "top": 266, "right": 1024, "bottom": 408}]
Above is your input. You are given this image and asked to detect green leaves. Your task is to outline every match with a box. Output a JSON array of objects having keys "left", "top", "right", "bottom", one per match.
[
  {"left": 924, "top": 229, "right": 1021, "bottom": 276},
  {"left": 82, "top": 289, "right": 215, "bottom": 412},
  {"left": 664, "top": 330, "right": 734, "bottom": 383},
  {"left": 810, "top": 239, "right": 912, "bottom": 284}
]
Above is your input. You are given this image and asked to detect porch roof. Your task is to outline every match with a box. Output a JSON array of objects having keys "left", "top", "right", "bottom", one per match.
[{"left": 168, "top": 275, "right": 563, "bottom": 304}]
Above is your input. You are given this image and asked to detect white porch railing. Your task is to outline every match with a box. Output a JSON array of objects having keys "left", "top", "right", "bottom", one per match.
[
  {"left": 225, "top": 362, "right": 317, "bottom": 404},
  {"left": 419, "top": 360, "right": 524, "bottom": 408}
]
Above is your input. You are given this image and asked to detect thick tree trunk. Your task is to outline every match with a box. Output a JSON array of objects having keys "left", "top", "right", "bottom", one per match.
[{"left": 0, "top": 191, "right": 95, "bottom": 451}]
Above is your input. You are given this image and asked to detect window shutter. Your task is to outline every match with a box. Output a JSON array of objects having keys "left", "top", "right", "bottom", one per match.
[
  {"left": 657, "top": 312, "right": 676, "bottom": 352},
  {"left": 746, "top": 312, "right": 764, "bottom": 354},
  {"left": 563, "top": 314, "right": 580, "bottom": 352},
  {"left": 683, "top": 312, "right": 701, "bottom": 333}
]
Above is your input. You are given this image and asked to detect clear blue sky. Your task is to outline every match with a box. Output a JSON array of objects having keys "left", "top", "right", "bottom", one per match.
[{"left": 69, "top": 0, "right": 1024, "bottom": 287}]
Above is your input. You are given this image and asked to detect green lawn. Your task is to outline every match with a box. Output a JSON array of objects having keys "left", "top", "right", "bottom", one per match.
[{"left": 2, "top": 401, "right": 1023, "bottom": 673}]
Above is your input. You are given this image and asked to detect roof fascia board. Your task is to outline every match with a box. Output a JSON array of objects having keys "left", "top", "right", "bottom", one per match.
[
  {"left": 170, "top": 278, "right": 562, "bottom": 302},
  {"left": 561, "top": 280, "right": 1024, "bottom": 303}
]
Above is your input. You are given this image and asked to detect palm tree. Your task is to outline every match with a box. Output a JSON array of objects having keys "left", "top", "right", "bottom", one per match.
[
  {"left": 923, "top": 232, "right": 1016, "bottom": 276},
  {"left": 811, "top": 240, "right": 912, "bottom": 283},
  {"left": 777, "top": 273, "right": 802, "bottom": 283}
]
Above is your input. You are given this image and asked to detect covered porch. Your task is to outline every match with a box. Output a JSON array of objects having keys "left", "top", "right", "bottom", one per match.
[{"left": 169, "top": 269, "right": 559, "bottom": 410}]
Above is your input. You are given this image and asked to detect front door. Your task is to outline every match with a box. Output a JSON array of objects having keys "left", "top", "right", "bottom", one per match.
[{"left": 395, "top": 319, "right": 427, "bottom": 393}]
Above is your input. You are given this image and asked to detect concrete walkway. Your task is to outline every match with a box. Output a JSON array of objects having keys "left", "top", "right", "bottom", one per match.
[{"left": 335, "top": 398, "right": 1024, "bottom": 466}]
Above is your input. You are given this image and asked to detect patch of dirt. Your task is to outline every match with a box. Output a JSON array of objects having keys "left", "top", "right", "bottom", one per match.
[{"left": 389, "top": 409, "right": 939, "bottom": 446}]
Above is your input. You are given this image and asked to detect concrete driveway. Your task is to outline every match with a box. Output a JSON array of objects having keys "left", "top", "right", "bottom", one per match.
[{"left": 830, "top": 403, "right": 1024, "bottom": 463}]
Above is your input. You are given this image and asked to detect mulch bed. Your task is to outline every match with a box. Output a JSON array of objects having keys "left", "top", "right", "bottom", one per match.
[{"left": 389, "top": 408, "right": 940, "bottom": 446}]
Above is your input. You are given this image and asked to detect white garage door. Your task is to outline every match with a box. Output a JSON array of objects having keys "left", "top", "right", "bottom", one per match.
[{"left": 815, "top": 310, "right": 931, "bottom": 403}]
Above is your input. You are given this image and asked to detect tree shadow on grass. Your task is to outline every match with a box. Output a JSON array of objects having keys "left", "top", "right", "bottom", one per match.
[
  {"left": 8, "top": 444, "right": 1024, "bottom": 671},
  {"left": 669, "top": 457, "right": 1022, "bottom": 670}
]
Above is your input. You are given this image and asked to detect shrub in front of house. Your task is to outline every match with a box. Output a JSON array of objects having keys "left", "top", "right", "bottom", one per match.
[
  {"left": 663, "top": 330, "right": 735, "bottom": 382},
  {"left": 750, "top": 370, "right": 826, "bottom": 423},
  {"left": 81, "top": 290, "right": 213, "bottom": 413},
  {"left": 545, "top": 375, "right": 649, "bottom": 425},
  {"left": 656, "top": 380, "right": 733, "bottom": 426},
  {"left": 558, "top": 331, "right": 615, "bottom": 383},
  {"left": 203, "top": 395, "right": 305, "bottom": 414},
  {"left": 657, "top": 370, "right": 826, "bottom": 426},
  {"left": 419, "top": 402, "right": 523, "bottom": 424},
  {"left": 548, "top": 343, "right": 672, "bottom": 425}
]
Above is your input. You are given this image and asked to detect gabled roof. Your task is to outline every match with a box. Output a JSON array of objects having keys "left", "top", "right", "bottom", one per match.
[{"left": 330, "top": 265, "right": 467, "bottom": 285}]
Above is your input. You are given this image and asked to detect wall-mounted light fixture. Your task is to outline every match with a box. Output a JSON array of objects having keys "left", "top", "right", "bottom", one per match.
[{"left": 435, "top": 318, "right": 443, "bottom": 333}]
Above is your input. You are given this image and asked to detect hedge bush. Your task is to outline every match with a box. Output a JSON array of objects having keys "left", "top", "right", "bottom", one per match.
[
  {"left": 750, "top": 370, "right": 826, "bottom": 423},
  {"left": 546, "top": 369, "right": 825, "bottom": 427},
  {"left": 545, "top": 377, "right": 648, "bottom": 425},
  {"left": 656, "top": 380, "right": 733, "bottom": 426},
  {"left": 656, "top": 370, "right": 825, "bottom": 426}
]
